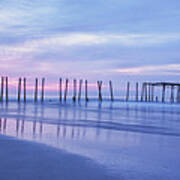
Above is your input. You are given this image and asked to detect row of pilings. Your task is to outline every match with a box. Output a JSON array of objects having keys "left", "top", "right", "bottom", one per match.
[{"left": 0, "top": 77, "right": 180, "bottom": 103}]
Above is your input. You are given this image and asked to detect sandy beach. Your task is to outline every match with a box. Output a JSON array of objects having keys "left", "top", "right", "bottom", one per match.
[
  {"left": 0, "top": 134, "right": 119, "bottom": 180},
  {"left": 0, "top": 101, "right": 180, "bottom": 179}
]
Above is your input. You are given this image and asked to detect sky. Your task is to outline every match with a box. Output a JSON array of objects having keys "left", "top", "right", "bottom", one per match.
[{"left": 0, "top": 0, "right": 180, "bottom": 89}]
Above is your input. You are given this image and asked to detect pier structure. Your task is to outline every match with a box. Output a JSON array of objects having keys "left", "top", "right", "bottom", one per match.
[
  {"left": 140, "top": 82, "right": 180, "bottom": 103},
  {"left": 0, "top": 76, "right": 180, "bottom": 104}
]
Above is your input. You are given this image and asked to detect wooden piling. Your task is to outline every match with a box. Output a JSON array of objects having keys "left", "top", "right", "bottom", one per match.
[
  {"left": 5, "top": 77, "right": 8, "bottom": 102},
  {"left": 151, "top": 85, "right": 154, "bottom": 102},
  {"left": 59, "top": 78, "right": 62, "bottom": 102},
  {"left": 1, "top": 77, "right": 4, "bottom": 102},
  {"left": 148, "top": 84, "right": 151, "bottom": 102},
  {"left": 78, "top": 79, "right": 83, "bottom": 101},
  {"left": 170, "top": 85, "right": 174, "bottom": 103},
  {"left": 109, "top": 81, "right": 114, "bottom": 101},
  {"left": 23, "top": 78, "right": 26, "bottom": 102},
  {"left": 97, "top": 81, "right": 103, "bottom": 101},
  {"left": 136, "top": 82, "right": 138, "bottom": 101},
  {"left": 34, "top": 78, "right": 38, "bottom": 102},
  {"left": 145, "top": 83, "right": 148, "bottom": 102},
  {"left": 41, "top": 78, "right": 45, "bottom": 102},
  {"left": 18, "top": 78, "right": 22, "bottom": 102},
  {"left": 126, "top": 82, "right": 130, "bottom": 101},
  {"left": 162, "top": 84, "right": 166, "bottom": 103},
  {"left": 85, "top": 80, "right": 89, "bottom": 102},
  {"left": 176, "top": 86, "right": 180, "bottom": 103},
  {"left": 72, "top": 79, "right": 77, "bottom": 102},
  {"left": 64, "top": 79, "right": 68, "bottom": 102},
  {"left": 156, "top": 96, "right": 158, "bottom": 102},
  {"left": 141, "top": 83, "right": 145, "bottom": 101}
]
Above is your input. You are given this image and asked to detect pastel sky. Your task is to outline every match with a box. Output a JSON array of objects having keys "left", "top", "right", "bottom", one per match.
[{"left": 1, "top": 0, "right": 180, "bottom": 84}]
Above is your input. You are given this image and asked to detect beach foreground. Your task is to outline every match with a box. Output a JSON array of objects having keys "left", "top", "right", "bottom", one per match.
[
  {"left": 0, "top": 100, "right": 180, "bottom": 179},
  {"left": 0, "top": 135, "right": 118, "bottom": 180}
]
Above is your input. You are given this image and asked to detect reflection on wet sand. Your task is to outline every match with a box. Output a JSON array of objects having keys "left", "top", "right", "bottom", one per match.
[
  {"left": 0, "top": 116, "right": 140, "bottom": 148},
  {"left": 0, "top": 101, "right": 180, "bottom": 139}
]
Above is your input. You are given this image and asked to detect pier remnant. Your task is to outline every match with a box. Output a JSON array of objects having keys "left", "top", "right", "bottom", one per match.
[
  {"left": 72, "top": 79, "right": 77, "bottom": 102},
  {"left": 109, "top": 81, "right": 114, "bottom": 101},
  {"left": 142, "top": 82, "right": 180, "bottom": 103},
  {"left": 156, "top": 96, "right": 158, "bottom": 102},
  {"left": 126, "top": 82, "right": 130, "bottom": 101},
  {"left": 177, "top": 86, "right": 180, "bottom": 103},
  {"left": 97, "top": 81, "right": 103, "bottom": 101},
  {"left": 148, "top": 84, "right": 151, "bottom": 102},
  {"left": 1, "top": 77, "right": 4, "bottom": 102},
  {"left": 18, "top": 78, "right": 22, "bottom": 102},
  {"left": 85, "top": 80, "right": 89, "bottom": 102},
  {"left": 136, "top": 82, "right": 138, "bottom": 101},
  {"left": 41, "top": 78, "right": 45, "bottom": 102},
  {"left": 34, "top": 78, "right": 38, "bottom": 102},
  {"left": 141, "top": 83, "right": 145, "bottom": 101},
  {"left": 0, "top": 77, "right": 179, "bottom": 104},
  {"left": 78, "top": 79, "right": 83, "bottom": 101},
  {"left": 23, "top": 78, "right": 26, "bottom": 102},
  {"left": 162, "top": 84, "right": 166, "bottom": 103},
  {"left": 145, "top": 83, "right": 148, "bottom": 102},
  {"left": 151, "top": 85, "right": 154, "bottom": 102},
  {"left": 59, "top": 78, "right": 62, "bottom": 102},
  {"left": 5, "top": 77, "right": 8, "bottom": 102},
  {"left": 64, "top": 79, "right": 68, "bottom": 102},
  {"left": 170, "top": 85, "right": 174, "bottom": 103}
]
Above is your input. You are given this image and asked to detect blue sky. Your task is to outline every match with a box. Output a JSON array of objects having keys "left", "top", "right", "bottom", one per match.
[{"left": 0, "top": 0, "right": 180, "bottom": 83}]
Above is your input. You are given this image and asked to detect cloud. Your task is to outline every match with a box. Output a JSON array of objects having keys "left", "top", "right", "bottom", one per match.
[
  {"left": 1, "top": 32, "right": 180, "bottom": 59},
  {"left": 113, "top": 64, "right": 180, "bottom": 76},
  {"left": 14, "top": 33, "right": 180, "bottom": 47}
]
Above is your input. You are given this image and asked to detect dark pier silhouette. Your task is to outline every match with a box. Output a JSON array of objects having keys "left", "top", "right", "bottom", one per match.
[{"left": 0, "top": 76, "right": 180, "bottom": 104}]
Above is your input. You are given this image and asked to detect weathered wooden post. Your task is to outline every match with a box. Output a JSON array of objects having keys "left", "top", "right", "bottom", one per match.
[
  {"left": 1, "top": 77, "right": 4, "bottom": 102},
  {"left": 170, "top": 85, "right": 174, "bottom": 103},
  {"left": 162, "top": 84, "right": 166, "bottom": 103},
  {"left": 34, "top": 78, "right": 38, "bottom": 102},
  {"left": 126, "top": 82, "right": 130, "bottom": 101},
  {"left": 64, "top": 79, "right": 68, "bottom": 102},
  {"left": 18, "top": 78, "right": 22, "bottom": 102},
  {"left": 78, "top": 79, "right": 83, "bottom": 101},
  {"left": 5, "top": 77, "right": 8, "bottom": 102},
  {"left": 41, "top": 78, "right": 45, "bottom": 102},
  {"left": 109, "top": 81, "right": 114, "bottom": 101},
  {"left": 85, "top": 80, "right": 89, "bottom": 102},
  {"left": 136, "top": 82, "right": 138, "bottom": 101},
  {"left": 145, "top": 83, "right": 148, "bottom": 102},
  {"left": 141, "top": 83, "right": 145, "bottom": 101},
  {"left": 59, "top": 78, "right": 62, "bottom": 102},
  {"left": 176, "top": 86, "right": 180, "bottom": 103},
  {"left": 23, "top": 78, "right": 26, "bottom": 102},
  {"left": 151, "top": 85, "right": 154, "bottom": 102},
  {"left": 97, "top": 81, "right": 103, "bottom": 101},
  {"left": 156, "top": 96, "right": 158, "bottom": 102},
  {"left": 148, "top": 84, "right": 151, "bottom": 102},
  {"left": 72, "top": 79, "right": 77, "bottom": 102}
]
